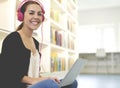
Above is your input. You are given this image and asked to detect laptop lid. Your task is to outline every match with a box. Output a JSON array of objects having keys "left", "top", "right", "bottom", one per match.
[{"left": 59, "top": 58, "right": 87, "bottom": 87}]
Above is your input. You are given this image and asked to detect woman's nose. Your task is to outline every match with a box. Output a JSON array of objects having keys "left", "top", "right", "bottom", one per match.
[{"left": 34, "top": 13, "right": 39, "bottom": 18}]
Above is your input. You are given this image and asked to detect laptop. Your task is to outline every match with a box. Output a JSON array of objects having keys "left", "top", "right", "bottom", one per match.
[{"left": 58, "top": 58, "right": 87, "bottom": 87}]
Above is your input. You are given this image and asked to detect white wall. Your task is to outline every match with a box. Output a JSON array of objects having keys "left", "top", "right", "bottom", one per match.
[
  {"left": 0, "top": 1, "right": 9, "bottom": 30},
  {"left": 78, "top": 7, "right": 120, "bottom": 25},
  {"left": 0, "top": 0, "right": 16, "bottom": 31},
  {"left": 77, "top": 7, "right": 120, "bottom": 53}
]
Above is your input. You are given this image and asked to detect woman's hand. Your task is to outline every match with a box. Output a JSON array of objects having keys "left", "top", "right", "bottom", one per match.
[
  {"left": 49, "top": 77, "right": 60, "bottom": 84},
  {"left": 21, "top": 76, "right": 60, "bottom": 85}
]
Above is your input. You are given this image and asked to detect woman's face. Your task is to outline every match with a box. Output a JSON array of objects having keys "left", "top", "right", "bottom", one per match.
[{"left": 23, "top": 4, "right": 43, "bottom": 31}]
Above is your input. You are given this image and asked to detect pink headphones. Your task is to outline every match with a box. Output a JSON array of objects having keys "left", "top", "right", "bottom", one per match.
[{"left": 17, "top": 0, "right": 45, "bottom": 21}]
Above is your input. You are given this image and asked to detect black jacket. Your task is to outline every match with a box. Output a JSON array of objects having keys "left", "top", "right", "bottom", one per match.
[{"left": 0, "top": 32, "right": 39, "bottom": 88}]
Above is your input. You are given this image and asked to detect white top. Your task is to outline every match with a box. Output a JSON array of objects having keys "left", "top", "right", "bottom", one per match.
[{"left": 28, "top": 50, "right": 40, "bottom": 78}]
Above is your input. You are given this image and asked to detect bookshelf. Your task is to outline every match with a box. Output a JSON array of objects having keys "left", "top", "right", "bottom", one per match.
[
  {"left": 39, "top": 0, "right": 79, "bottom": 73},
  {"left": 0, "top": 0, "right": 79, "bottom": 74}
]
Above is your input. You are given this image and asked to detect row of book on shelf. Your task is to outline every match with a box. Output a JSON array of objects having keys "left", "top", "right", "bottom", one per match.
[
  {"left": 51, "top": 52, "right": 75, "bottom": 72},
  {"left": 50, "top": 8, "right": 76, "bottom": 33},
  {"left": 50, "top": 26, "right": 75, "bottom": 49}
]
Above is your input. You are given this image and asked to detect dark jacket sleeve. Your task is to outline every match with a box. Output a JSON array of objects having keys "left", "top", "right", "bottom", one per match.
[{"left": 0, "top": 32, "right": 30, "bottom": 87}]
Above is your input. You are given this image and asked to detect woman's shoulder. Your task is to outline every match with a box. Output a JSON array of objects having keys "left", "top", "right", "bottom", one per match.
[
  {"left": 4, "top": 31, "right": 20, "bottom": 39},
  {"left": 3, "top": 31, "right": 20, "bottom": 43},
  {"left": 6, "top": 31, "right": 19, "bottom": 37}
]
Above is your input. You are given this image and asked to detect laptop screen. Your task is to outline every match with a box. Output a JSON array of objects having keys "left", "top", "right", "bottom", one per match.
[{"left": 59, "top": 58, "right": 87, "bottom": 87}]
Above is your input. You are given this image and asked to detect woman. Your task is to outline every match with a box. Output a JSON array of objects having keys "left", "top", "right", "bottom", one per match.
[{"left": 0, "top": 0, "right": 78, "bottom": 88}]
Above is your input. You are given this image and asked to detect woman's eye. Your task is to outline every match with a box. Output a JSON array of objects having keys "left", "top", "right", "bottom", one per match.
[
  {"left": 38, "top": 13, "right": 43, "bottom": 16},
  {"left": 27, "top": 10, "right": 43, "bottom": 16},
  {"left": 29, "top": 12, "right": 34, "bottom": 15},
  {"left": 28, "top": 10, "right": 35, "bottom": 15}
]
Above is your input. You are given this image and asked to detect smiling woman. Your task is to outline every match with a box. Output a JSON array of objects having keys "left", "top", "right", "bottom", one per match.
[
  {"left": 0, "top": 0, "right": 60, "bottom": 88},
  {"left": 0, "top": 0, "right": 78, "bottom": 88}
]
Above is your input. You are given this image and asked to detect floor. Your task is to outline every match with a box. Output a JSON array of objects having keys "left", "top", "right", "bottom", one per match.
[{"left": 77, "top": 74, "right": 120, "bottom": 88}]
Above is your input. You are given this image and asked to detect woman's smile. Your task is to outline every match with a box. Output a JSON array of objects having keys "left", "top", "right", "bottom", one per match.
[{"left": 30, "top": 20, "right": 40, "bottom": 25}]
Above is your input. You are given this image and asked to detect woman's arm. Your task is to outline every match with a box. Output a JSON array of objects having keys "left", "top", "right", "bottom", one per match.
[{"left": 1, "top": 32, "right": 30, "bottom": 84}]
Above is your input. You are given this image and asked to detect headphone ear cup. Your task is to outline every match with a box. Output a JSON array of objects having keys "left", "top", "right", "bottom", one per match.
[{"left": 17, "top": 11, "right": 24, "bottom": 21}]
